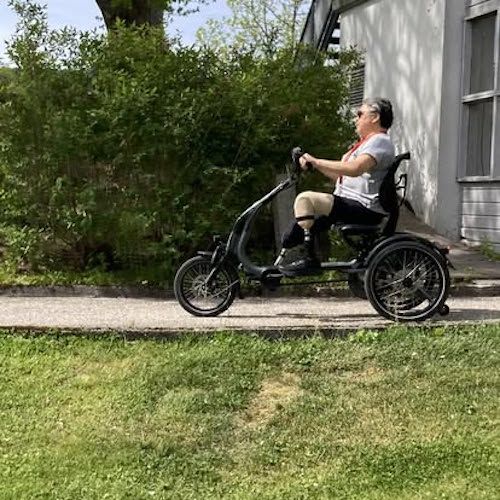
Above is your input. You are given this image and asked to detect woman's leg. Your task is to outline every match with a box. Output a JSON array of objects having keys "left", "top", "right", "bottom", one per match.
[
  {"left": 282, "top": 192, "right": 335, "bottom": 249},
  {"left": 294, "top": 191, "right": 334, "bottom": 231},
  {"left": 278, "top": 192, "right": 334, "bottom": 270}
]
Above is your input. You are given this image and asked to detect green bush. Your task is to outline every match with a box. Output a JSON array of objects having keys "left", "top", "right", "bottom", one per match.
[{"left": 0, "top": 1, "right": 356, "bottom": 284}]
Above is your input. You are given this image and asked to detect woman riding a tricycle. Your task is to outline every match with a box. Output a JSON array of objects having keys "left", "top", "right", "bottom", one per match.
[{"left": 174, "top": 97, "right": 451, "bottom": 322}]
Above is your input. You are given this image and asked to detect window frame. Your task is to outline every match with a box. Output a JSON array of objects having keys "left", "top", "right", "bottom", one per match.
[{"left": 459, "top": 0, "right": 500, "bottom": 182}]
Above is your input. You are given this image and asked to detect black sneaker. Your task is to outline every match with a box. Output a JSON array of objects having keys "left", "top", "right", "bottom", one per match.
[{"left": 279, "top": 256, "right": 321, "bottom": 277}]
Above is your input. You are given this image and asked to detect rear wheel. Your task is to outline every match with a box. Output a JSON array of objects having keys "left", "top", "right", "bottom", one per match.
[
  {"left": 174, "top": 256, "right": 239, "bottom": 317},
  {"left": 365, "top": 241, "right": 449, "bottom": 322}
]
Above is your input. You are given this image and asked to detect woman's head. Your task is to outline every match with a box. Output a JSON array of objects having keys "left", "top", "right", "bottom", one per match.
[{"left": 359, "top": 97, "right": 394, "bottom": 130}]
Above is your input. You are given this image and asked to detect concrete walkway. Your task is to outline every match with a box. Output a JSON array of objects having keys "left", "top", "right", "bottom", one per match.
[{"left": 1, "top": 295, "right": 498, "bottom": 336}]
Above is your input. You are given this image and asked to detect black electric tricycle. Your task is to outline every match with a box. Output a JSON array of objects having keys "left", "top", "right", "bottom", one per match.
[{"left": 174, "top": 148, "right": 451, "bottom": 322}]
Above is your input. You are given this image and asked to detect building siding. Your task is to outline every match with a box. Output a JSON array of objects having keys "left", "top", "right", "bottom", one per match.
[{"left": 461, "top": 184, "right": 500, "bottom": 250}]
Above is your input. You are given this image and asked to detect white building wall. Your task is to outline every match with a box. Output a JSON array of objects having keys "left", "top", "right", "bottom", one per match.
[{"left": 340, "top": 0, "right": 449, "bottom": 230}]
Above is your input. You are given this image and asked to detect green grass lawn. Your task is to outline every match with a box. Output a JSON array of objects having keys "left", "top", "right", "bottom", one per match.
[{"left": 1, "top": 325, "right": 499, "bottom": 499}]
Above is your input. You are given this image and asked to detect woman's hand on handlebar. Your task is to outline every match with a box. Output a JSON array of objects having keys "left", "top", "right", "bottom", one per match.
[{"left": 299, "top": 153, "right": 316, "bottom": 171}]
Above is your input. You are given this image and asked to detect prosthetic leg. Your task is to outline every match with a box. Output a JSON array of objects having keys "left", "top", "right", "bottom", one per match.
[{"left": 277, "top": 191, "right": 334, "bottom": 276}]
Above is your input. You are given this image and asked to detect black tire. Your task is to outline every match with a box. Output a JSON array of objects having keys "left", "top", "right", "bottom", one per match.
[
  {"left": 174, "top": 256, "right": 239, "bottom": 317},
  {"left": 365, "top": 241, "right": 450, "bottom": 322},
  {"left": 348, "top": 273, "right": 367, "bottom": 299}
]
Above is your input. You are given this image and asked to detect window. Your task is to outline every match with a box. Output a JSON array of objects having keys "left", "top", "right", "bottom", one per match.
[
  {"left": 466, "top": 99, "right": 494, "bottom": 176},
  {"left": 469, "top": 13, "right": 496, "bottom": 93},
  {"left": 462, "top": 5, "right": 500, "bottom": 179}
]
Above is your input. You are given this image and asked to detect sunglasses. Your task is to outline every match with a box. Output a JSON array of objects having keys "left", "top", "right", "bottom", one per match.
[{"left": 356, "top": 108, "right": 379, "bottom": 118}]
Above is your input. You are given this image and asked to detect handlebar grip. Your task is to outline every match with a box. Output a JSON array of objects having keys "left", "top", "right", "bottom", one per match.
[
  {"left": 291, "top": 146, "right": 304, "bottom": 162},
  {"left": 291, "top": 146, "right": 304, "bottom": 174}
]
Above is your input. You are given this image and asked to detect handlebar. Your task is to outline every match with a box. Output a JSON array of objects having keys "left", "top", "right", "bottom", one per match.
[
  {"left": 291, "top": 146, "right": 312, "bottom": 176},
  {"left": 291, "top": 146, "right": 303, "bottom": 175}
]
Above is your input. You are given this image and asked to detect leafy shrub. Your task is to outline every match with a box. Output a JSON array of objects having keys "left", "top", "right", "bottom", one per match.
[{"left": 0, "top": 1, "right": 356, "bottom": 283}]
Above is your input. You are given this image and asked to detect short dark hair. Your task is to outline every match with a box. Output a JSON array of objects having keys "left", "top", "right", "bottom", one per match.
[{"left": 363, "top": 97, "right": 394, "bottom": 129}]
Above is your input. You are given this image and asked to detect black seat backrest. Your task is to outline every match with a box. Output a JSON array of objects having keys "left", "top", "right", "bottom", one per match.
[{"left": 379, "top": 152, "right": 411, "bottom": 236}]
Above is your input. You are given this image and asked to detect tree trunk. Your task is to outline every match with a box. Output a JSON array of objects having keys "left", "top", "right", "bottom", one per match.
[{"left": 96, "top": 0, "right": 164, "bottom": 29}]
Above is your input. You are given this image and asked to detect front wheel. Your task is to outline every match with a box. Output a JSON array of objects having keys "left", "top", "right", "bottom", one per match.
[
  {"left": 174, "top": 256, "right": 239, "bottom": 317},
  {"left": 365, "top": 241, "right": 450, "bottom": 322}
]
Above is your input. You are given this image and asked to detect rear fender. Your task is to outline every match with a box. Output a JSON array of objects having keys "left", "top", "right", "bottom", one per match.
[{"left": 364, "top": 233, "right": 448, "bottom": 267}]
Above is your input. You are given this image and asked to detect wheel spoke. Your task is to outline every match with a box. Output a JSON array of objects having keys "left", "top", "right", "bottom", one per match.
[
  {"left": 375, "top": 276, "right": 405, "bottom": 292},
  {"left": 379, "top": 286, "right": 406, "bottom": 301},
  {"left": 416, "top": 285, "right": 433, "bottom": 301},
  {"left": 209, "top": 280, "right": 239, "bottom": 299},
  {"left": 404, "top": 255, "right": 428, "bottom": 279}
]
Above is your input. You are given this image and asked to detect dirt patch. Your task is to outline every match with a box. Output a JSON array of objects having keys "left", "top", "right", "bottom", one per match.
[
  {"left": 72, "top": 358, "right": 135, "bottom": 385},
  {"left": 238, "top": 372, "right": 303, "bottom": 431}
]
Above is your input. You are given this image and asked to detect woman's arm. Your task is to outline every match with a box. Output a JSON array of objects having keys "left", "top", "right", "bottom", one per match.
[{"left": 300, "top": 153, "right": 377, "bottom": 180}]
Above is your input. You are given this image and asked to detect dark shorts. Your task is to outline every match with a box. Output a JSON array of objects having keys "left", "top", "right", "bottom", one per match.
[{"left": 328, "top": 195, "right": 385, "bottom": 225}]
